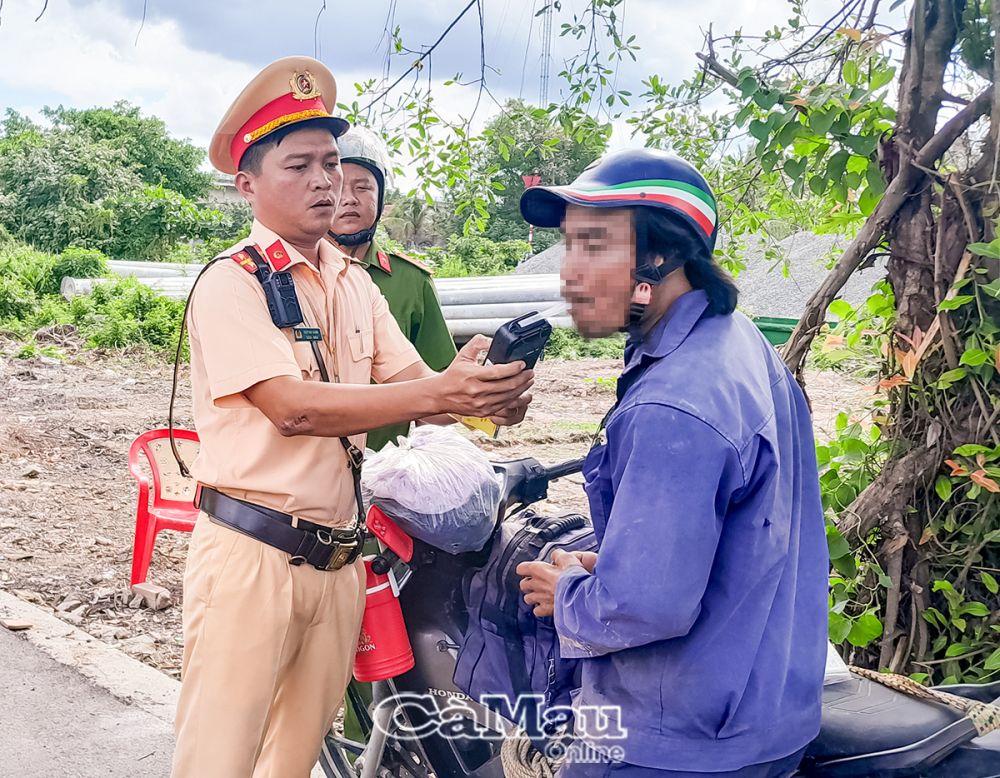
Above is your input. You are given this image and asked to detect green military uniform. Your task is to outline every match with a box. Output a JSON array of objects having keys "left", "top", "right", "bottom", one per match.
[
  {"left": 360, "top": 237, "right": 457, "bottom": 452},
  {"left": 337, "top": 237, "right": 456, "bottom": 752}
]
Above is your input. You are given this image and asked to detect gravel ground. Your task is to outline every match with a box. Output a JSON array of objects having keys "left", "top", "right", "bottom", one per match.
[{"left": 0, "top": 340, "right": 869, "bottom": 680}]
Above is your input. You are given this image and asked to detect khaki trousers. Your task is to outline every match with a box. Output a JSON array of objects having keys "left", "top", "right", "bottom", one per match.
[{"left": 171, "top": 513, "right": 365, "bottom": 778}]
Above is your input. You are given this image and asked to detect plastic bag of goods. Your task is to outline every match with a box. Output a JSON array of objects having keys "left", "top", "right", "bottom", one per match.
[{"left": 362, "top": 426, "right": 500, "bottom": 554}]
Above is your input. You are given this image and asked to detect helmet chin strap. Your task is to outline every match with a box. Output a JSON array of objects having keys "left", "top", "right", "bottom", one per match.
[
  {"left": 620, "top": 209, "right": 689, "bottom": 337},
  {"left": 329, "top": 225, "right": 377, "bottom": 247}
]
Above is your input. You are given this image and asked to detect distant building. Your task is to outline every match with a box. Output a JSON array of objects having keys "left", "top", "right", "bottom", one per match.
[{"left": 204, "top": 172, "right": 244, "bottom": 207}]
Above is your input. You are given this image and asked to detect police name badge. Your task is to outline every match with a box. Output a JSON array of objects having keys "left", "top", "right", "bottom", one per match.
[{"left": 293, "top": 327, "right": 323, "bottom": 342}]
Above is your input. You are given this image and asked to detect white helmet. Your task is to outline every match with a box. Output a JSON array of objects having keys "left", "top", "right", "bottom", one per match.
[{"left": 333, "top": 126, "right": 394, "bottom": 246}]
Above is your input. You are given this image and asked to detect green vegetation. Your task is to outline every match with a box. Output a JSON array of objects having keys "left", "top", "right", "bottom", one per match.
[
  {"left": 545, "top": 329, "right": 625, "bottom": 360},
  {"left": 420, "top": 235, "right": 531, "bottom": 278},
  {"left": 0, "top": 103, "right": 249, "bottom": 258},
  {"left": 0, "top": 238, "right": 184, "bottom": 353}
]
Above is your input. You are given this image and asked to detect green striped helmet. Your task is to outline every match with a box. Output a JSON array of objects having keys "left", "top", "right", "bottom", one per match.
[{"left": 519, "top": 148, "right": 718, "bottom": 254}]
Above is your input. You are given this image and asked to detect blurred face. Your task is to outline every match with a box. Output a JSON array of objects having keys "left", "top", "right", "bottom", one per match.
[
  {"left": 331, "top": 163, "right": 379, "bottom": 235},
  {"left": 235, "top": 127, "right": 343, "bottom": 246},
  {"left": 561, "top": 205, "right": 635, "bottom": 338}
]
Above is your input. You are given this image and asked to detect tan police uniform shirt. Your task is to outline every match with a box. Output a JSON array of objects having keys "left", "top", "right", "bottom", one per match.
[{"left": 187, "top": 219, "right": 422, "bottom": 526}]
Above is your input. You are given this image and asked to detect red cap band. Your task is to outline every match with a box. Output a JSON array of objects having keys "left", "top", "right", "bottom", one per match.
[{"left": 230, "top": 93, "right": 329, "bottom": 169}]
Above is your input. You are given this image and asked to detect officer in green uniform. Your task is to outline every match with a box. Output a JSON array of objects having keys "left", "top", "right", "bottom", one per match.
[
  {"left": 326, "top": 127, "right": 458, "bottom": 750},
  {"left": 328, "top": 127, "right": 457, "bottom": 452}
]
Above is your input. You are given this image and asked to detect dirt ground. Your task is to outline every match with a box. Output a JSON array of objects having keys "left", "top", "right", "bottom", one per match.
[{"left": 0, "top": 339, "right": 869, "bottom": 679}]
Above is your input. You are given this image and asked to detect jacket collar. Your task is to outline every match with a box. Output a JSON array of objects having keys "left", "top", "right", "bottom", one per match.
[
  {"left": 619, "top": 289, "right": 711, "bottom": 385},
  {"left": 249, "top": 219, "right": 350, "bottom": 275}
]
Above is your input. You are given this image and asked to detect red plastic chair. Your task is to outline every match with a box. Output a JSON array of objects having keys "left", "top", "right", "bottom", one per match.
[{"left": 128, "top": 428, "right": 201, "bottom": 586}]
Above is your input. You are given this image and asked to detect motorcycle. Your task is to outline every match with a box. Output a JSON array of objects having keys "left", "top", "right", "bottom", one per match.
[{"left": 319, "top": 456, "right": 1000, "bottom": 778}]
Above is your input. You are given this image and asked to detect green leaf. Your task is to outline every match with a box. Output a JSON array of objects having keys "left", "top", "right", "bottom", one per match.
[
  {"left": 960, "top": 348, "right": 991, "bottom": 367},
  {"left": 754, "top": 89, "right": 781, "bottom": 110},
  {"left": 985, "top": 647, "right": 1000, "bottom": 671},
  {"left": 938, "top": 295, "right": 975, "bottom": 311},
  {"left": 809, "top": 109, "right": 837, "bottom": 135},
  {"left": 738, "top": 73, "right": 759, "bottom": 99},
  {"left": 734, "top": 103, "right": 755, "bottom": 126},
  {"left": 826, "top": 523, "right": 851, "bottom": 559},
  {"left": 938, "top": 368, "right": 968, "bottom": 385},
  {"left": 828, "top": 299, "right": 854, "bottom": 320},
  {"left": 776, "top": 121, "right": 802, "bottom": 148},
  {"left": 783, "top": 157, "right": 808, "bottom": 182},
  {"left": 981, "top": 572, "right": 999, "bottom": 595},
  {"left": 843, "top": 60, "right": 859, "bottom": 85},
  {"left": 828, "top": 611, "right": 852, "bottom": 643},
  {"left": 945, "top": 643, "right": 971, "bottom": 658},
  {"left": 859, "top": 185, "right": 881, "bottom": 216},
  {"left": 933, "top": 579, "right": 955, "bottom": 593},
  {"left": 808, "top": 174, "right": 827, "bottom": 196},
  {"left": 749, "top": 119, "right": 771, "bottom": 141},
  {"left": 935, "top": 476, "right": 953, "bottom": 501},
  {"left": 968, "top": 241, "right": 1000, "bottom": 259},
  {"left": 962, "top": 602, "right": 990, "bottom": 617},
  {"left": 982, "top": 279, "right": 1000, "bottom": 300},
  {"left": 832, "top": 553, "right": 858, "bottom": 578},
  {"left": 847, "top": 613, "right": 883, "bottom": 647},
  {"left": 954, "top": 444, "right": 990, "bottom": 457},
  {"left": 869, "top": 65, "right": 896, "bottom": 91},
  {"left": 843, "top": 134, "right": 879, "bottom": 156},
  {"left": 827, "top": 150, "right": 850, "bottom": 180}
]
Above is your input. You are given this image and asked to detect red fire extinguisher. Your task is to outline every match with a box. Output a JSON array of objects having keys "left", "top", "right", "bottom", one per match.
[{"left": 353, "top": 507, "right": 415, "bottom": 682}]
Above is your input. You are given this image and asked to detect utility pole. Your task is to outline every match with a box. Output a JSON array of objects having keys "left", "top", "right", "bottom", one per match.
[{"left": 539, "top": 2, "right": 552, "bottom": 106}]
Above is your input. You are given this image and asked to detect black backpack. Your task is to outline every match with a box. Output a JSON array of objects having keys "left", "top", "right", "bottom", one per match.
[{"left": 453, "top": 509, "right": 597, "bottom": 743}]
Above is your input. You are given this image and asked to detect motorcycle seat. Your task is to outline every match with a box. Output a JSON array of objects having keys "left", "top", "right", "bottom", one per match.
[{"left": 802, "top": 674, "right": 981, "bottom": 776}]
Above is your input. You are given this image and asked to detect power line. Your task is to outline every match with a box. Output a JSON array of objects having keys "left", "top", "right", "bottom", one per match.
[
  {"left": 519, "top": 0, "right": 538, "bottom": 100},
  {"left": 361, "top": 0, "right": 478, "bottom": 113},
  {"left": 314, "top": 0, "right": 327, "bottom": 60}
]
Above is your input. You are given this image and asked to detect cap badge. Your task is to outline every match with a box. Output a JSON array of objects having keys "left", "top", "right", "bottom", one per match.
[{"left": 290, "top": 71, "right": 322, "bottom": 101}]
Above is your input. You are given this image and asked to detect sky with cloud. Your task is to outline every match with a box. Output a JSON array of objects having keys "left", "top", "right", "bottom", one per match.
[{"left": 0, "top": 0, "right": 857, "bottom": 154}]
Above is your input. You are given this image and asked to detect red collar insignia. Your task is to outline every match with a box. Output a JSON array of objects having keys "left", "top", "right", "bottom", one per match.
[
  {"left": 377, "top": 251, "right": 392, "bottom": 274},
  {"left": 265, "top": 240, "right": 292, "bottom": 271}
]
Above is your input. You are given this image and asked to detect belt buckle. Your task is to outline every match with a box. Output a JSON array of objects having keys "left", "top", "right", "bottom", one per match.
[{"left": 323, "top": 539, "right": 358, "bottom": 571}]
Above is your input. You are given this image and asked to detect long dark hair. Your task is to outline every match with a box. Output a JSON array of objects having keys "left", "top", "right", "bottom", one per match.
[{"left": 637, "top": 209, "right": 738, "bottom": 317}]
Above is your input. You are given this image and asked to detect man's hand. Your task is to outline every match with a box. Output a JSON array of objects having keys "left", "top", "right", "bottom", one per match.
[
  {"left": 489, "top": 392, "right": 532, "bottom": 428},
  {"left": 435, "top": 335, "right": 534, "bottom": 419},
  {"left": 516, "top": 549, "right": 591, "bottom": 618}
]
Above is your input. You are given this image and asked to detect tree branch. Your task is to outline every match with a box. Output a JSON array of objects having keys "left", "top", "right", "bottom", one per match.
[{"left": 781, "top": 88, "right": 992, "bottom": 375}]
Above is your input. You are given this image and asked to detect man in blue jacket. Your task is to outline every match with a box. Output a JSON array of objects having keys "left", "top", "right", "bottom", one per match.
[{"left": 516, "top": 149, "right": 828, "bottom": 777}]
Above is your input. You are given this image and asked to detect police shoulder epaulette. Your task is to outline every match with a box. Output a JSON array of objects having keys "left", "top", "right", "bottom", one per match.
[
  {"left": 230, "top": 240, "right": 294, "bottom": 274},
  {"left": 230, "top": 245, "right": 264, "bottom": 274},
  {"left": 392, "top": 250, "right": 433, "bottom": 275}
]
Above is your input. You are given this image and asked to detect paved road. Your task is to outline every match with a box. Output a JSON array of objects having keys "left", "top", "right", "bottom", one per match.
[{"left": 0, "top": 626, "right": 175, "bottom": 778}]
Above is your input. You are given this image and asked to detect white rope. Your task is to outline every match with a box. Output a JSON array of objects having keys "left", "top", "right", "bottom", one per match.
[{"left": 500, "top": 731, "right": 565, "bottom": 778}]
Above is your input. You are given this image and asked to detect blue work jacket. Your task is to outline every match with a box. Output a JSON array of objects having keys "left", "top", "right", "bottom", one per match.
[{"left": 554, "top": 289, "right": 828, "bottom": 772}]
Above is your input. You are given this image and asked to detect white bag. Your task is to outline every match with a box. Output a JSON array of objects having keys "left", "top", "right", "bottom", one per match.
[{"left": 362, "top": 426, "right": 500, "bottom": 554}]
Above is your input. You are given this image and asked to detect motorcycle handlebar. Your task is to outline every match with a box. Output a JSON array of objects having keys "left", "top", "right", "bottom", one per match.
[{"left": 541, "top": 457, "right": 586, "bottom": 482}]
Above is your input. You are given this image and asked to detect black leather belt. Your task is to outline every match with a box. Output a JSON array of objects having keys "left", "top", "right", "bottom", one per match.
[{"left": 196, "top": 487, "right": 364, "bottom": 571}]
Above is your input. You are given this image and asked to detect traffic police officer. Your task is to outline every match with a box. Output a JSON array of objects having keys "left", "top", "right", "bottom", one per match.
[
  {"left": 327, "top": 126, "right": 457, "bottom": 452},
  {"left": 171, "top": 56, "right": 533, "bottom": 778}
]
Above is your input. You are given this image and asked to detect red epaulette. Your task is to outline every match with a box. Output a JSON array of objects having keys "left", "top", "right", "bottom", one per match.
[
  {"left": 231, "top": 245, "right": 263, "bottom": 273},
  {"left": 230, "top": 240, "right": 293, "bottom": 273},
  {"left": 392, "top": 250, "right": 433, "bottom": 275}
]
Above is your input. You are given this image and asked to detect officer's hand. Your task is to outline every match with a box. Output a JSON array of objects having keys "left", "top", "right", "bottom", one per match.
[
  {"left": 438, "top": 335, "right": 534, "bottom": 418},
  {"left": 489, "top": 392, "right": 532, "bottom": 428},
  {"left": 516, "top": 550, "right": 587, "bottom": 618}
]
